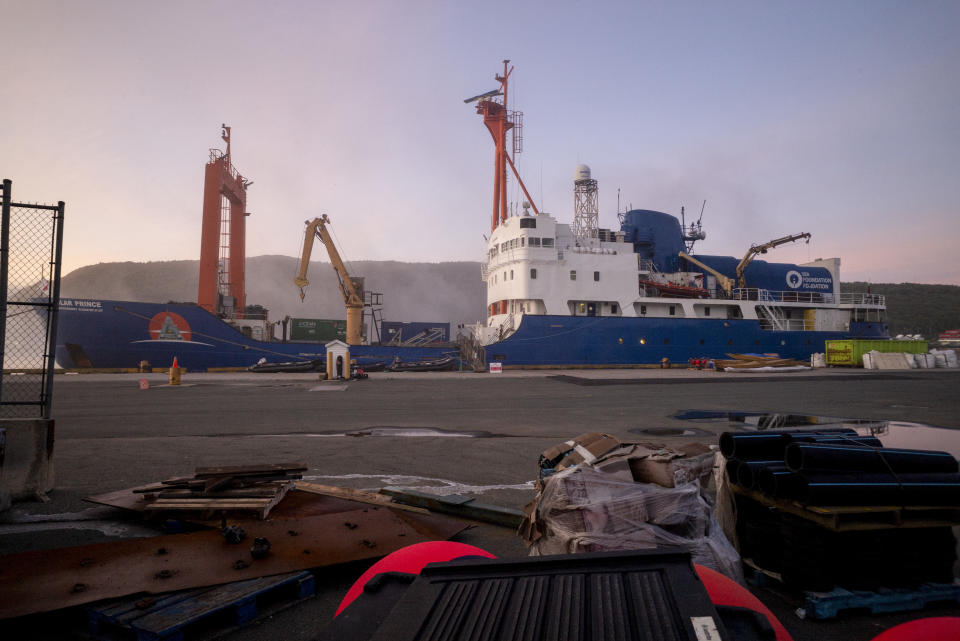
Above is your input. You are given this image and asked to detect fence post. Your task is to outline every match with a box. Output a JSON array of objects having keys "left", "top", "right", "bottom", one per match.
[
  {"left": 42, "top": 201, "right": 65, "bottom": 419},
  {"left": 0, "top": 179, "right": 11, "bottom": 401}
]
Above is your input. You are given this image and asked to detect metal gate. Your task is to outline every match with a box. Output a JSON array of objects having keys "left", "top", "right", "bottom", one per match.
[{"left": 0, "top": 179, "right": 65, "bottom": 418}]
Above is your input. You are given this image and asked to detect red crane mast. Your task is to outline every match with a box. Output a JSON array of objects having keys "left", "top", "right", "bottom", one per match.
[{"left": 197, "top": 125, "right": 251, "bottom": 317}]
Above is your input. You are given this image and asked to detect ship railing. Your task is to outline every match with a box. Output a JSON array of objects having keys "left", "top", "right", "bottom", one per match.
[
  {"left": 757, "top": 317, "right": 815, "bottom": 332},
  {"left": 838, "top": 292, "right": 885, "bottom": 306},
  {"left": 209, "top": 148, "right": 242, "bottom": 183},
  {"left": 569, "top": 246, "right": 619, "bottom": 255},
  {"left": 734, "top": 288, "right": 835, "bottom": 304}
]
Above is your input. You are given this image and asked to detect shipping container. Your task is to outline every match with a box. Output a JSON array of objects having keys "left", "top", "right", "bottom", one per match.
[
  {"left": 380, "top": 321, "right": 449, "bottom": 345},
  {"left": 289, "top": 318, "right": 347, "bottom": 342},
  {"left": 825, "top": 339, "right": 928, "bottom": 367}
]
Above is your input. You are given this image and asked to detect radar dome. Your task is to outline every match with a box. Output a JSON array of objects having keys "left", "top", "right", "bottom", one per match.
[{"left": 574, "top": 164, "right": 592, "bottom": 181}]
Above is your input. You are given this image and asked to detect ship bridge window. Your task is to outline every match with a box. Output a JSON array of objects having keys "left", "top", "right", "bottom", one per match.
[
  {"left": 520, "top": 218, "right": 536, "bottom": 229},
  {"left": 669, "top": 305, "right": 676, "bottom": 316},
  {"left": 611, "top": 303, "right": 618, "bottom": 314},
  {"left": 510, "top": 270, "right": 514, "bottom": 280},
  {"left": 542, "top": 238, "right": 554, "bottom": 248},
  {"left": 501, "top": 242, "right": 507, "bottom": 252},
  {"left": 570, "top": 270, "right": 577, "bottom": 281},
  {"left": 530, "top": 268, "right": 537, "bottom": 279},
  {"left": 594, "top": 271, "right": 600, "bottom": 282},
  {"left": 529, "top": 237, "right": 541, "bottom": 247}
]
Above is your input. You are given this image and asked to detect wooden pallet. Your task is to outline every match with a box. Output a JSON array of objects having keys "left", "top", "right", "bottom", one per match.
[
  {"left": 86, "top": 570, "right": 315, "bottom": 641},
  {"left": 142, "top": 481, "right": 292, "bottom": 520},
  {"left": 742, "top": 559, "right": 960, "bottom": 620},
  {"left": 732, "top": 484, "right": 960, "bottom": 531},
  {"left": 137, "top": 463, "right": 305, "bottom": 520},
  {"left": 802, "top": 583, "right": 960, "bottom": 620}
]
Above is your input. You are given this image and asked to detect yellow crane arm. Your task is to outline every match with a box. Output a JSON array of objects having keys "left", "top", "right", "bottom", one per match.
[
  {"left": 735, "top": 232, "right": 811, "bottom": 289},
  {"left": 295, "top": 215, "right": 363, "bottom": 306},
  {"left": 294, "top": 215, "right": 364, "bottom": 345},
  {"left": 678, "top": 251, "right": 734, "bottom": 295}
]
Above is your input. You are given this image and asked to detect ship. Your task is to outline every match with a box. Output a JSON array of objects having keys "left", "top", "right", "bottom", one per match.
[
  {"left": 461, "top": 61, "right": 889, "bottom": 368},
  {"left": 54, "top": 127, "right": 456, "bottom": 372}
]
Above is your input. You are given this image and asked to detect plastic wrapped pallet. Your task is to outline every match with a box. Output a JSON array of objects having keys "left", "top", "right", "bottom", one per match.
[
  {"left": 520, "top": 434, "right": 742, "bottom": 582},
  {"left": 933, "top": 348, "right": 960, "bottom": 368},
  {"left": 931, "top": 350, "right": 948, "bottom": 368}
]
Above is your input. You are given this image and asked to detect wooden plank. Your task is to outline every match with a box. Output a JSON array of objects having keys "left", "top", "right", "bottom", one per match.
[
  {"left": 143, "top": 482, "right": 292, "bottom": 519},
  {"left": 154, "top": 487, "right": 289, "bottom": 499},
  {"left": 193, "top": 463, "right": 307, "bottom": 479},
  {"left": 204, "top": 475, "right": 237, "bottom": 493},
  {"left": 381, "top": 487, "right": 525, "bottom": 528},
  {"left": 294, "top": 481, "right": 430, "bottom": 515}
]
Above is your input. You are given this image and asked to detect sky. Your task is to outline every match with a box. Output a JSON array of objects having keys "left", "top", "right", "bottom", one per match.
[{"left": 2, "top": 0, "right": 959, "bottom": 285}]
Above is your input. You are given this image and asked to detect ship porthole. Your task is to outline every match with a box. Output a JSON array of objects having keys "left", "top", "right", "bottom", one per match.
[
  {"left": 640, "top": 338, "right": 646, "bottom": 345},
  {"left": 780, "top": 340, "right": 786, "bottom": 346},
  {"left": 618, "top": 337, "right": 623, "bottom": 344}
]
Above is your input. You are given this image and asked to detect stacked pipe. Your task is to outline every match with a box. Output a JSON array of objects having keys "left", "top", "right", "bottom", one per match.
[
  {"left": 720, "top": 428, "right": 960, "bottom": 506},
  {"left": 720, "top": 428, "right": 959, "bottom": 591}
]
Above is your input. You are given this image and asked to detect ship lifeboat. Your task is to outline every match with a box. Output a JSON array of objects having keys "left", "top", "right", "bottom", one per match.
[{"left": 639, "top": 278, "right": 710, "bottom": 299}]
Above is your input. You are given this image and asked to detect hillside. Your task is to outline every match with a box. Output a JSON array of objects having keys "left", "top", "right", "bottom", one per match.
[
  {"left": 60, "top": 256, "right": 487, "bottom": 328},
  {"left": 59, "top": 260, "right": 959, "bottom": 338},
  {"left": 842, "top": 282, "right": 960, "bottom": 337}
]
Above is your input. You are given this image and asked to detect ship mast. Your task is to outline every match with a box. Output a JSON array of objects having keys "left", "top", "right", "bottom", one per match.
[{"left": 467, "top": 60, "right": 540, "bottom": 232}]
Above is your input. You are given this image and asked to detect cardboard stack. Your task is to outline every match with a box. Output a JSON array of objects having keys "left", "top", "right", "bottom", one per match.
[{"left": 519, "top": 433, "right": 742, "bottom": 581}]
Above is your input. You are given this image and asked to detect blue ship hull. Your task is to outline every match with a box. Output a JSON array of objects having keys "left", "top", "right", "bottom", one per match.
[
  {"left": 54, "top": 298, "right": 889, "bottom": 371},
  {"left": 54, "top": 299, "right": 456, "bottom": 371},
  {"left": 483, "top": 315, "right": 888, "bottom": 367}
]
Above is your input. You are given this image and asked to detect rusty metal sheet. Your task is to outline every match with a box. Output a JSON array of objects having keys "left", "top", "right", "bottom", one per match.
[{"left": 0, "top": 506, "right": 467, "bottom": 619}]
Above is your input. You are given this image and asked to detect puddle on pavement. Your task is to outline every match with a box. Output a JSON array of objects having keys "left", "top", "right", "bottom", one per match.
[{"left": 673, "top": 410, "right": 960, "bottom": 458}]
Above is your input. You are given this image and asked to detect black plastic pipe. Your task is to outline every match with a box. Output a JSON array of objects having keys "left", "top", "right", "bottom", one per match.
[
  {"left": 725, "top": 459, "right": 741, "bottom": 484},
  {"left": 736, "top": 461, "right": 787, "bottom": 490},
  {"left": 802, "top": 436, "right": 883, "bottom": 448},
  {"left": 758, "top": 468, "right": 806, "bottom": 500},
  {"left": 719, "top": 428, "right": 858, "bottom": 460},
  {"left": 799, "top": 472, "right": 960, "bottom": 506},
  {"left": 786, "top": 444, "right": 959, "bottom": 474}
]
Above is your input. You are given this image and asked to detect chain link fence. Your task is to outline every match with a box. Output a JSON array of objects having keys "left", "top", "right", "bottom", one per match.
[{"left": 1, "top": 179, "right": 65, "bottom": 418}]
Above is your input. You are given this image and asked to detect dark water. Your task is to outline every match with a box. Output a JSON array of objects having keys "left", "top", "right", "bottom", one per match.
[{"left": 673, "top": 410, "right": 960, "bottom": 458}]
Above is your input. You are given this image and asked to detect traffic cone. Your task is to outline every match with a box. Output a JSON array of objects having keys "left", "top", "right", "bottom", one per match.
[{"left": 169, "top": 357, "right": 181, "bottom": 385}]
